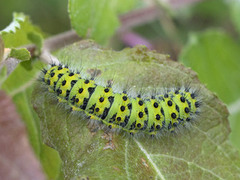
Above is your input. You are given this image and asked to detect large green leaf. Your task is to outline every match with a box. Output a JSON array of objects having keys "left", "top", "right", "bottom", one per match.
[
  {"left": 68, "top": 0, "right": 137, "bottom": 44},
  {"left": 32, "top": 40, "right": 240, "bottom": 179},
  {"left": 179, "top": 30, "right": 240, "bottom": 104},
  {"left": 179, "top": 30, "right": 240, "bottom": 151}
]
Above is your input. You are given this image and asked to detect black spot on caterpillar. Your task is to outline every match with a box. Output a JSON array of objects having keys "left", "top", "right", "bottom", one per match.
[{"left": 41, "top": 63, "right": 201, "bottom": 136}]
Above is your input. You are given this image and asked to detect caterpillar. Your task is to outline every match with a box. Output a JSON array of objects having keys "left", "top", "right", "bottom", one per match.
[{"left": 41, "top": 63, "right": 201, "bottom": 137}]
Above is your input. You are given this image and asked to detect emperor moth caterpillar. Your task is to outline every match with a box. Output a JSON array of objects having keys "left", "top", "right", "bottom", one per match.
[{"left": 41, "top": 63, "right": 201, "bottom": 137}]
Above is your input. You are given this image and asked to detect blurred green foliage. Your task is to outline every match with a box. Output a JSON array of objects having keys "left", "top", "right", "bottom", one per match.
[
  {"left": 175, "top": 0, "right": 240, "bottom": 151},
  {"left": 0, "top": 0, "right": 69, "bottom": 34},
  {"left": 0, "top": 13, "right": 43, "bottom": 48},
  {"left": 180, "top": 30, "right": 240, "bottom": 105},
  {"left": 68, "top": 0, "right": 138, "bottom": 44},
  {"left": 179, "top": 30, "right": 240, "bottom": 150}
]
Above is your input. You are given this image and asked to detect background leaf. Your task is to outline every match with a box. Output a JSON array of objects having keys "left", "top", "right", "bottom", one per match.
[
  {"left": 27, "top": 32, "right": 43, "bottom": 53},
  {"left": 32, "top": 40, "right": 240, "bottom": 179},
  {"left": 68, "top": 0, "right": 137, "bottom": 44},
  {"left": 0, "top": 0, "right": 70, "bottom": 34},
  {"left": 179, "top": 30, "right": 240, "bottom": 150},
  {"left": 0, "top": 12, "right": 43, "bottom": 49}
]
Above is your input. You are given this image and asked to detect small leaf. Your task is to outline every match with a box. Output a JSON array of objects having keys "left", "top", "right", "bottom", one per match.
[
  {"left": 0, "top": 12, "right": 44, "bottom": 49},
  {"left": 27, "top": 32, "right": 43, "bottom": 53},
  {"left": 40, "top": 144, "right": 61, "bottom": 180},
  {"left": 68, "top": 0, "right": 137, "bottom": 44},
  {"left": 32, "top": 40, "right": 240, "bottom": 179},
  {"left": 9, "top": 48, "right": 31, "bottom": 61}
]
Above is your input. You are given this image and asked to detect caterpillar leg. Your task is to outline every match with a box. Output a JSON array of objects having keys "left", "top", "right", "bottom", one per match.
[
  {"left": 48, "top": 87, "right": 54, "bottom": 93},
  {"left": 148, "top": 131, "right": 157, "bottom": 137},
  {"left": 88, "top": 114, "right": 100, "bottom": 120},
  {"left": 70, "top": 105, "right": 82, "bottom": 111},
  {"left": 87, "top": 114, "right": 120, "bottom": 130},
  {"left": 57, "top": 97, "right": 67, "bottom": 103}
]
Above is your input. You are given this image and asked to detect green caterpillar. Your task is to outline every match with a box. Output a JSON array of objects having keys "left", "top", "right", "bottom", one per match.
[{"left": 42, "top": 63, "right": 200, "bottom": 136}]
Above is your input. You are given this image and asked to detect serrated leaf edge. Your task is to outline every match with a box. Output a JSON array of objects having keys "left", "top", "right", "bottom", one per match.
[{"left": 0, "top": 13, "right": 26, "bottom": 34}]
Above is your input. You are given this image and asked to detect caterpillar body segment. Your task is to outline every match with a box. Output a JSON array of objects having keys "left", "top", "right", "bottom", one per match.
[{"left": 42, "top": 64, "right": 200, "bottom": 136}]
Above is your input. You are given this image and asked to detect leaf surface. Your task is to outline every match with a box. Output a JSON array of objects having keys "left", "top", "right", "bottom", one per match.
[
  {"left": 68, "top": 0, "right": 137, "bottom": 44},
  {"left": 32, "top": 40, "right": 240, "bottom": 179}
]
